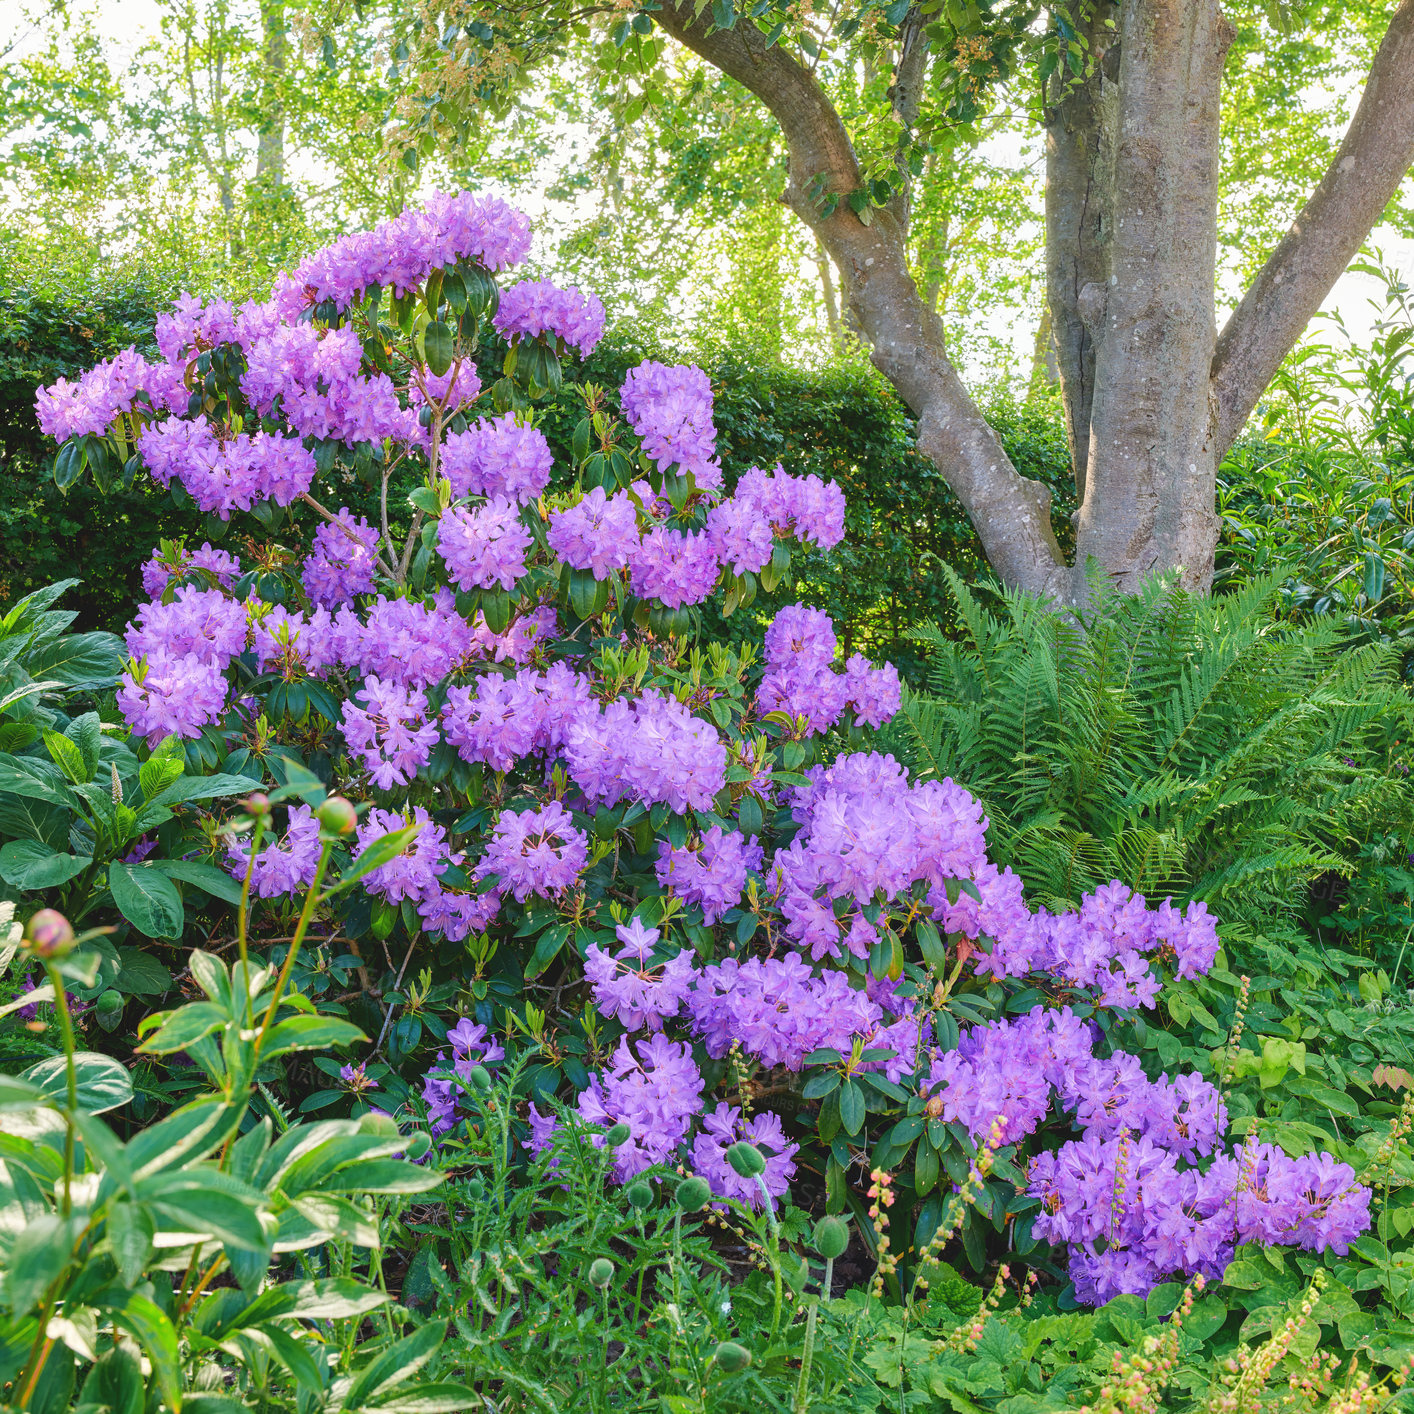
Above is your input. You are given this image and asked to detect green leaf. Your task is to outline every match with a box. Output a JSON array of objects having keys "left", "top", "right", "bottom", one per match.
[
  {"left": 101, "top": 1288, "right": 181, "bottom": 1413},
  {"left": 135, "top": 1002, "right": 227, "bottom": 1055},
  {"left": 114, "top": 947, "right": 173, "bottom": 996},
  {"left": 330, "top": 823, "right": 422, "bottom": 894},
  {"left": 22, "top": 1051, "right": 134, "bottom": 1114},
  {"left": 141, "top": 1172, "right": 270, "bottom": 1251},
  {"left": 0, "top": 755, "right": 74, "bottom": 805},
  {"left": 0, "top": 839, "right": 91, "bottom": 890},
  {"left": 79, "top": 1339, "right": 145, "bottom": 1414},
  {"left": 104, "top": 1201, "right": 155, "bottom": 1287},
  {"left": 424, "top": 320, "right": 455, "bottom": 376},
  {"left": 44, "top": 729, "right": 90, "bottom": 784},
  {"left": 153, "top": 858, "right": 244, "bottom": 904},
  {"left": 108, "top": 861, "right": 184, "bottom": 939},
  {"left": 260, "top": 1015, "right": 368, "bottom": 1060},
  {"left": 839, "top": 1079, "right": 866, "bottom": 1137},
  {"left": 27, "top": 632, "right": 124, "bottom": 688},
  {"left": 314, "top": 1158, "right": 445, "bottom": 1195},
  {"left": 3, "top": 1214, "right": 81, "bottom": 1313}
]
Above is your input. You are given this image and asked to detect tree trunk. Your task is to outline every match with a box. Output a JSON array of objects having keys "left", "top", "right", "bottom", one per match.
[
  {"left": 1044, "top": 0, "right": 1119, "bottom": 504},
  {"left": 254, "top": 0, "right": 287, "bottom": 187},
  {"left": 647, "top": 0, "right": 1414, "bottom": 602},
  {"left": 1074, "top": 0, "right": 1232, "bottom": 590}
]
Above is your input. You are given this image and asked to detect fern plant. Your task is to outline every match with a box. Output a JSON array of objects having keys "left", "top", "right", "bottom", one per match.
[{"left": 883, "top": 567, "right": 1414, "bottom": 956}]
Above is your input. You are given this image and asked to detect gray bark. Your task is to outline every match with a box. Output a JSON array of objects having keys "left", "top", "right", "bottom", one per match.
[{"left": 1076, "top": 0, "right": 1232, "bottom": 591}]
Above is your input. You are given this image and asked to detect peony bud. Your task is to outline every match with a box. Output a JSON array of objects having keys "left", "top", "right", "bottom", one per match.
[
  {"left": 316, "top": 795, "right": 358, "bottom": 835},
  {"left": 26, "top": 909, "right": 75, "bottom": 958},
  {"left": 243, "top": 792, "right": 271, "bottom": 817}
]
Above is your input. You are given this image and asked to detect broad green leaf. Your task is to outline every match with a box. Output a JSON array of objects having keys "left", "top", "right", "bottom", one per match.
[
  {"left": 0, "top": 756, "right": 74, "bottom": 806},
  {"left": 314, "top": 1158, "right": 444, "bottom": 1195},
  {"left": 3, "top": 1213, "right": 81, "bottom": 1312},
  {"left": 79, "top": 1339, "right": 145, "bottom": 1414},
  {"left": 235, "top": 1277, "right": 389, "bottom": 1326},
  {"left": 27, "top": 632, "right": 124, "bottom": 689},
  {"left": 141, "top": 1171, "right": 270, "bottom": 1251},
  {"left": 108, "top": 861, "right": 184, "bottom": 939},
  {"left": 126, "top": 1098, "right": 239, "bottom": 1177},
  {"left": 373, "top": 1385, "right": 481, "bottom": 1414},
  {"left": 22, "top": 1052, "right": 134, "bottom": 1114},
  {"left": 104, "top": 1201, "right": 155, "bottom": 1286},
  {"left": 154, "top": 858, "right": 244, "bottom": 904},
  {"left": 135, "top": 1002, "right": 227, "bottom": 1055},
  {"left": 259, "top": 1015, "right": 368, "bottom": 1061},
  {"left": 101, "top": 1288, "right": 181, "bottom": 1412},
  {"left": 0, "top": 839, "right": 92, "bottom": 890},
  {"left": 114, "top": 947, "right": 173, "bottom": 996}
]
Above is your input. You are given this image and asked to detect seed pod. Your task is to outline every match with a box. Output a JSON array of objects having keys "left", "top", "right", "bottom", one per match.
[
  {"left": 726, "top": 1141, "right": 766, "bottom": 1179},
  {"left": 675, "top": 1176, "right": 712, "bottom": 1211},
  {"left": 713, "top": 1342, "right": 752, "bottom": 1373},
  {"left": 316, "top": 795, "right": 358, "bottom": 835},
  {"left": 813, "top": 1215, "right": 850, "bottom": 1260}
]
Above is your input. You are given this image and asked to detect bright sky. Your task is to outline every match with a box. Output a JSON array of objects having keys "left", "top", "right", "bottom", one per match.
[{"left": 4, "top": 0, "right": 1413, "bottom": 361}]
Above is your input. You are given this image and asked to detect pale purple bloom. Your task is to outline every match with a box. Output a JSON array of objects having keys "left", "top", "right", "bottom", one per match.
[
  {"left": 620, "top": 361, "right": 718, "bottom": 479},
  {"left": 438, "top": 498, "right": 531, "bottom": 591},
  {"left": 655, "top": 827, "right": 762, "bottom": 925},
  {"left": 303, "top": 510, "right": 380, "bottom": 609},
  {"left": 547, "top": 488, "right": 641, "bottom": 578},
  {"left": 441, "top": 414, "right": 554, "bottom": 503},
  {"left": 118, "top": 651, "right": 228, "bottom": 743},
  {"left": 355, "top": 806, "right": 459, "bottom": 905},
  {"left": 628, "top": 528, "right": 721, "bottom": 608},
  {"left": 494, "top": 279, "right": 605, "bottom": 356},
  {"left": 584, "top": 917, "right": 699, "bottom": 1031},
  {"left": 341, "top": 677, "right": 440, "bottom": 788},
  {"left": 691, "top": 1104, "right": 798, "bottom": 1210},
  {"left": 474, "top": 801, "right": 588, "bottom": 901},
  {"left": 225, "top": 804, "right": 323, "bottom": 898},
  {"left": 140, "top": 541, "right": 242, "bottom": 599}
]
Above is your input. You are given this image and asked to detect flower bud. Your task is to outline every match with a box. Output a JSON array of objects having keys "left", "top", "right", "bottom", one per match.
[
  {"left": 625, "top": 1180, "right": 654, "bottom": 1210},
  {"left": 675, "top": 1176, "right": 712, "bottom": 1212},
  {"left": 603, "top": 1122, "right": 632, "bottom": 1148},
  {"left": 243, "top": 792, "right": 271, "bottom": 817},
  {"left": 925, "top": 1094, "right": 945, "bottom": 1119},
  {"left": 26, "top": 909, "right": 75, "bottom": 958},
  {"left": 465, "top": 1064, "right": 492, "bottom": 1092},
  {"left": 316, "top": 795, "right": 358, "bottom": 835},
  {"left": 813, "top": 1215, "right": 850, "bottom": 1260},
  {"left": 713, "top": 1342, "right": 752, "bottom": 1373},
  {"left": 726, "top": 1141, "right": 765, "bottom": 1179},
  {"left": 588, "top": 1257, "right": 614, "bottom": 1289}
]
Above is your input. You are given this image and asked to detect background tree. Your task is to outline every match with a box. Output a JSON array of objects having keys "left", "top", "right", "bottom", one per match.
[{"left": 385, "top": 0, "right": 1414, "bottom": 598}]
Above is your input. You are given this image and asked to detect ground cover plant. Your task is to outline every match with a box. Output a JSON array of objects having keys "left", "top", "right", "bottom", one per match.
[{"left": 5, "top": 191, "right": 1414, "bottom": 1412}]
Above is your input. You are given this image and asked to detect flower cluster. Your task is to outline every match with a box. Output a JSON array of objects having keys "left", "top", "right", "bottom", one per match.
[{"left": 44, "top": 191, "right": 1371, "bottom": 1306}]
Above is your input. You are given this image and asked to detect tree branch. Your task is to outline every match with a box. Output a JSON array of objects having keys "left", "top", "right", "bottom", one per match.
[
  {"left": 652, "top": 2, "right": 1066, "bottom": 594},
  {"left": 1211, "top": 0, "right": 1414, "bottom": 457}
]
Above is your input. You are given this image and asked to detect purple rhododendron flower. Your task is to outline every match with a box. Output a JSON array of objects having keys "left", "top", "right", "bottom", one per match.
[
  {"left": 474, "top": 801, "right": 589, "bottom": 901},
  {"left": 584, "top": 916, "right": 699, "bottom": 1032},
  {"left": 691, "top": 1103, "right": 798, "bottom": 1210}
]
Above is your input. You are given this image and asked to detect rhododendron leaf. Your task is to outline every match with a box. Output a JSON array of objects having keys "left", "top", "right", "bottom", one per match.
[
  {"left": 525, "top": 924, "right": 571, "bottom": 980},
  {"left": 109, "top": 861, "right": 184, "bottom": 939},
  {"left": 839, "top": 1080, "right": 866, "bottom": 1136}
]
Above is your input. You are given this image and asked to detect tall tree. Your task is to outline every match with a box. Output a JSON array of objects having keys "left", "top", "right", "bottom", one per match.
[{"left": 388, "top": 0, "right": 1414, "bottom": 598}]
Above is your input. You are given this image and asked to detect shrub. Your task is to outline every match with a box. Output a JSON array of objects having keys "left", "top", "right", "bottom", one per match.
[
  {"left": 884, "top": 566, "right": 1414, "bottom": 967},
  {"left": 28, "top": 190, "right": 1374, "bottom": 1311}
]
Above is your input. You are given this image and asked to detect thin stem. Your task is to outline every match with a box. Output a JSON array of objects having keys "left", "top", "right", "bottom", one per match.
[
  {"left": 251, "top": 841, "right": 335, "bottom": 1071},
  {"left": 372, "top": 930, "right": 421, "bottom": 1055},
  {"left": 43, "top": 960, "right": 78, "bottom": 1217},
  {"left": 299, "top": 491, "right": 399, "bottom": 579},
  {"left": 235, "top": 813, "right": 265, "bottom": 1027}
]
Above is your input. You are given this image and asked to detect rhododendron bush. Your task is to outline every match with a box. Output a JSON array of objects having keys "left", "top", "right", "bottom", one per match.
[{"left": 38, "top": 192, "right": 1371, "bottom": 1307}]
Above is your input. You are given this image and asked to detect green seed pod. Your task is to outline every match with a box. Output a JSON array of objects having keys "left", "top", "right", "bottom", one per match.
[
  {"left": 726, "top": 1141, "right": 766, "bottom": 1179},
  {"left": 603, "top": 1122, "right": 632, "bottom": 1148},
  {"left": 813, "top": 1214, "right": 850, "bottom": 1260},
  {"left": 713, "top": 1342, "right": 752, "bottom": 1373},
  {"left": 588, "top": 1257, "right": 615, "bottom": 1289},
  {"left": 675, "top": 1176, "right": 713, "bottom": 1211},
  {"left": 625, "top": 1180, "right": 654, "bottom": 1210}
]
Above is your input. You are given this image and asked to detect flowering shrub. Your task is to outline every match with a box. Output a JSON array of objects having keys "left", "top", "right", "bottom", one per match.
[{"left": 39, "top": 191, "right": 1373, "bottom": 1304}]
